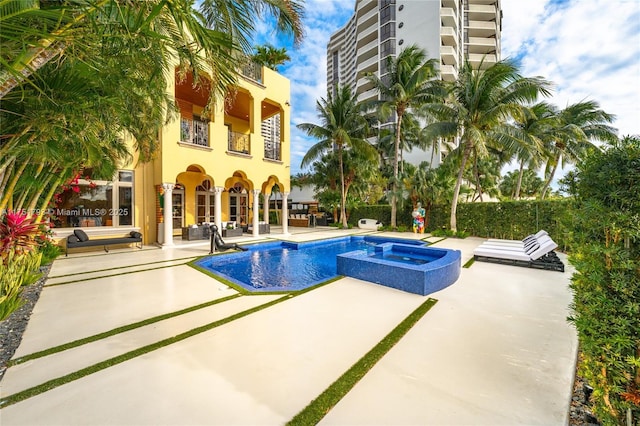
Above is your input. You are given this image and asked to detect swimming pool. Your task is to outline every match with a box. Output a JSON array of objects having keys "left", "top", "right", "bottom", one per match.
[{"left": 193, "top": 236, "right": 426, "bottom": 292}]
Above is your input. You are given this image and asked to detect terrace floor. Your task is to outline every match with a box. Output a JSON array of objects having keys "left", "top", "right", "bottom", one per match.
[{"left": 0, "top": 226, "right": 578, "bottom": 425}]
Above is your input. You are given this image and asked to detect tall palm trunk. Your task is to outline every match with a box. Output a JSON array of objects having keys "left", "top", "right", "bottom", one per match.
[
  {"left": 338, "top": 144, "right": 348, "bottom": 228},
  {"left": 450, "top": 143, "right": 472, "bottom": 232},
  {"left": 515, "top": 160, "right": 525, "bottom": 199},
  {"left": 390, "top": 112, "right": 404, "bottom": 228},
  {"left": 541, "top": 153, "right": 561, "bottom": 199}
]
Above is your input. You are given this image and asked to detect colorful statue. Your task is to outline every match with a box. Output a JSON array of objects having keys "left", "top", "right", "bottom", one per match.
[{"left": 412, "top": 202, "right": 426, "bottom": 234}]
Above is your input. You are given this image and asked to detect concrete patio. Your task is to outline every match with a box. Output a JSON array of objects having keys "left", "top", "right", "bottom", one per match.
[{"left": 0, "top": 227, "right": 578, "bottom": 425}]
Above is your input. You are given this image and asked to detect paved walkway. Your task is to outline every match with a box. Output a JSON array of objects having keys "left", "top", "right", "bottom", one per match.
[{"left": 0, "top": 228, "right": 578, "bottom": 425}]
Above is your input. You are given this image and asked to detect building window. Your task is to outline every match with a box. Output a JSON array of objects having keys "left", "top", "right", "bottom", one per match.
[
  {"left": 380, "top": 3, "right": 395, "bottom": 24},
  {"left": 380, "top": 22, "right": 395, "bottom": 40},
  {"left": 53, "top": 170, "right": 134, "bottom": 228},
  {"left": 380, "top": 39, "right": 395, "bottom": 58}
]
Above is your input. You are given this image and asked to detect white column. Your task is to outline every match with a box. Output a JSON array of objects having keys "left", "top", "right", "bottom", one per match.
[
  {"left": 281, "top": 191, "right": 289, "bottom": 235},
  {"left": 213, "top": 186, "right": 224, "bottom": 232},
  {"left": 162, "top": 183, "right": 174, "bottom": 246},
  {"left": 263, "top": 192, "right": 270, "bottom": 224},
  {"left": 252, "top": 189, "right": 260, "bottom": 237}
]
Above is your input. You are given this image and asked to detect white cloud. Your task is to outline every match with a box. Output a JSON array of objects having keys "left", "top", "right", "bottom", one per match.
[{"left": 502, "top": 0, "right": 640, "bottom": 137}]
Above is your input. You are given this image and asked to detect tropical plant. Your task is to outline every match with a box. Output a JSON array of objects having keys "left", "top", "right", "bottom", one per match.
[
  {"left": 365, "top": 45, "right": 441, "bottom": 228},
  {"left": 539, "top": 100, "right": 618, "bottom": 199},
  {"left": 0, "top": 0, "right": 305, "bottom": 219},
  {"left": 423, "top": 59, "right": 552, "bottom": 231},
  {"left": 499, "top": 169, "right": 544, "bottom": 199},
  {"left": 251, "top": 44, "right": 290, "bottom": 71},
  {"left": 298, "top": 85, "right": 376, "bottom": 227},
  {"left": 565, "top": 135, "right": 640, "bottom": 425}
]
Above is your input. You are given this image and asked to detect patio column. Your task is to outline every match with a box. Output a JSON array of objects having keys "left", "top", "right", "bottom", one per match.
[
  {"left": 213, "top": 186, "right": 223, "bottom": 232},
  {"left": 252, "top": 189, "right": 260, "bottom": 237},
  {"left": 162, "top": 182, "right": 174, "bottom": 246},
  {"left": 282, "top": 191, "right": 289, "bottom": 235},
  {"left": 263, "top": 192, "right": 269, "bottom": 224}
]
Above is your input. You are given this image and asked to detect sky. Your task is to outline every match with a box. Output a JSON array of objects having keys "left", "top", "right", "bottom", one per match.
[{"left": 254, "top": 0, "right": 640, "bottom": 176}]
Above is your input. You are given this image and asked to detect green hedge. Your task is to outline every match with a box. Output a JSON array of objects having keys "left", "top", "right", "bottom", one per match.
[{"left": 349, "top": 200, "right": 573, "bottom": 248}]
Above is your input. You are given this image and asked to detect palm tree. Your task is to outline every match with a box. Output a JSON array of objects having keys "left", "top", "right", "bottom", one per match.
[
  {"left": 423, "top": 59, "right": 552, "bottom": 231},
  {"left": 1, "top": 0, "right": 304, "bottom": 99},
  {"left": 297, "top": 85, "right": 376, "bottom": 228},
  {"left": 252, "top": 45, "right": 290, "bottom": 71},
  {"left": 504, "top": 102, "right": 558, "bottom": 198},
  {"left": 539, "top": 100, "right": 617, "bottom": 199},
  {"left": 365, "top": 45, "right": 441, "bottom": 228}
]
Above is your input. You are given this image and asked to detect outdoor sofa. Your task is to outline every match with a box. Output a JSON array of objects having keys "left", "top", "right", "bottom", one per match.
[{"left": 66, "top": 229, "right": 143, "bottom": 256}]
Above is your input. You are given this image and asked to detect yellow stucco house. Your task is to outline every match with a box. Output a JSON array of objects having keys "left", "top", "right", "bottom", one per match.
[{"left": 52, "top": 61, "right": 292, "bottom": 247}]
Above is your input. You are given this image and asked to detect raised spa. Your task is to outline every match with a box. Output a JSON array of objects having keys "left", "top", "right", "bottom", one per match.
[{"left": 337, "top": 243, "right": 461, "bottom": 296}]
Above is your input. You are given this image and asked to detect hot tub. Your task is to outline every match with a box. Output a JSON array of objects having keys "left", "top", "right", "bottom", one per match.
[{"left": 337, "top": 243, "right": 461, "bottom": 295}]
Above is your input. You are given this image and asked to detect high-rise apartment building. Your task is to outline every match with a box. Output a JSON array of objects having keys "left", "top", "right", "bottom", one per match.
[{"left": 327, "top": 0, "right": 502, "bottom": 166}]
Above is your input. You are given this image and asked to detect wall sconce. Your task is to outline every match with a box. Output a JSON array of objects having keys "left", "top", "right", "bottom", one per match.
[{"left": 285, "top": 101, "right": 290, "bottom": 106}]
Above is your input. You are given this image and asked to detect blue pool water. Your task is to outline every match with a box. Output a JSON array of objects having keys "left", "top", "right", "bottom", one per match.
[{"left": 194, "top": 236, "right": 425, "bottom": 292}]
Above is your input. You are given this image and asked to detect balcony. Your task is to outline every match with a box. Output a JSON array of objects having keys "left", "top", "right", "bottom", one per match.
[
  {"left": 440, "top": 7, "right": 457, "bottom": 29},
  {"left": 467, "top": 36, "right": 497, "bottom": 54},
  {"left": 467, "top": 3, "right": 497, "bottom": 21},
  {"left": 440, "top": 64, "right": 457, "bottom": 81},
  {"left": 466, "top": 20, "right": 496, "bottom": 38},
  {"left": 228, "top": 131, "right": 251, "bottom": 155},
  {"left": 467, "top": 53, "right": 497, "bottom": 69},
  {"left": 440, "top": 26, "right": 458, "bottom": 47},
  {"left": 180, "top": 117, "right": 209, "bottom": 147},
  {"left": 440, "top": 45, "right": 458, "bottom": 66}
]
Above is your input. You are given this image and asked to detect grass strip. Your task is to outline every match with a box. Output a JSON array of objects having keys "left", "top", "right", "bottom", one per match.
[
  {"left": 47, "top": 256, "right": 198, "bottom": 279},
  {"left": 287, "top": 297, "right": 438, "bottom": 425},
  {"left": 8, "top": 294, "right": 242, "bottom": 366},
  {"left": 45, "top": 262, "right": 191, "bottom": 287},
  {"left": 0, "top": 294, "right": 293, "bottom": 408},
  {"left": 463, "top": 257, "right": 475, "bottom": 268}
]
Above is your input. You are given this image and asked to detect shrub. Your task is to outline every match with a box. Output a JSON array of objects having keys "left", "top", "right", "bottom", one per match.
[
  {"left": 0, "top": 211, "right": 46, "bottom": 321},
  {"left": 565, "top": 137, "right": 640, "bottom": 424}
]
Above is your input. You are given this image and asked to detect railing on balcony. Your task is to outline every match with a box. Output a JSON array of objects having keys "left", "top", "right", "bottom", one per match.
[
  {"left": 180, "top": 117, "right": 209, "bottom": 147},
  {"left": 264, "top": 138, "right": 281, "bottom": 161},
  {"left": 240, "top": 60, "right": 263, "bottom": 83},
  {"left": 228, "top": 131, "right": 251, "bottom": 154}
]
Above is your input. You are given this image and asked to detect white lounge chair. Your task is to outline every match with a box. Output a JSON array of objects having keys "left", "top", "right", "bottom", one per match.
[{"left": 473, "top": 236, "right": 564, "bottom": 272}]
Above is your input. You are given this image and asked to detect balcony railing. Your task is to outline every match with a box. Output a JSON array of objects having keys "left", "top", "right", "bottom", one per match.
[
  {"left": 240, "top": 60, "right": 263, "bottom": 83},
  {"left": 264, "top": 138, "right": 281, "bottom": 161},
  {"left": 180, "top": 117, "right": 209, "bottom": 147},
  {"left": 228, "top": 131, "right": 251, "bottom": 154}
]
